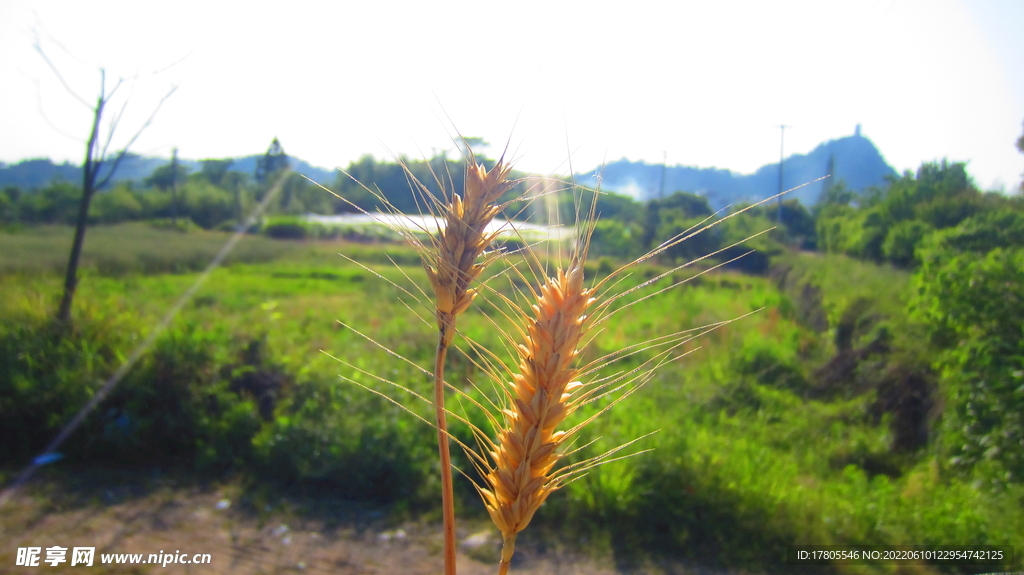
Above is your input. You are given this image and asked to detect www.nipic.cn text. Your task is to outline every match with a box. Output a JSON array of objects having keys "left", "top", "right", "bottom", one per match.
[{"left": 16, "top": 547, "right": 212, "bottom": 568}]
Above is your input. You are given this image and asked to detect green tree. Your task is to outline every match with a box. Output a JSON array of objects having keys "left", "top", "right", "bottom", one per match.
[
  {"left": 639, "top": 191, "right": 712, "bottom": 252},
  {"left": 814, "top": 179, "right": 854, "bottom": 212},
  {"left": 220, "top": 171, "right": 250, "bottom": 226},
  {"left": 278, "top": 172, "right": 310, "bottom": 214},
  {"left": 878, "top": 161, "right": 974, "bottom": 225},
  {"left": 589, "top": 219, "right": 642, "bottom": 258},
  {"left": 89, "top": 184, "right": 142, "bottom": 223},
  {"left": 200, "top": 158, "right": 233, "bottom": 187},
  {"left": 659, "top": 211, "right": 720, "bottom": 263},
  {"left": 1017, "top": 120, "right": 1024, "bottom": 192},
  {"left": 658, "top": 191, "right": 713, "bottom": 218},
  {"left": 758, "top": 199, "right": 816, "bottom": 249},
  {"left": 710, "top": 209, "right": 780, "bottom": 274},
  {"left": 180, "top": 180, "right": 236, "bottom": 229},
  {"left": 640, "top": 200, "right": 660, "bottom": 250},
  {"left": 22, "top": 181, "right": 81, "bottom": 224},
  {"left": 145, "top": 148, "right": 188, "bottom": 225},
  {"left": 912, "top": 213, "right": 1024, "bottom": 485},
  {"left": 816, "top": 161, "right": 985, "bottom": 266},
  {"left": 0, "top": 186, "right": 19, "bottom": 222},
  {"left": 145, "top": 156, "right": 188, "bottom": 190},
  {"left": 882, "top": 219, "right": 932, "bottom": 267},
  {"left": 255, "top": 138, "right": 290, "bottom": 184},
  {"left": 553, "top": 187, "right": 642, "bottom": 226},
  {"left": 196, "top": 158, "right": 246, "bottom": 227}
]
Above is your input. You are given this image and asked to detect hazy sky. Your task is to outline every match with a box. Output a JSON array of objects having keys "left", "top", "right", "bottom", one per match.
[{"left": 2, "top": 0, "right": 1022, "bottom": 192}]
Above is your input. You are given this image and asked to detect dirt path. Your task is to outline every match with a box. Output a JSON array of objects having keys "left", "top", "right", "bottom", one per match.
[{"left": 0, "top": 472, "right": 741, "bottom": 575}]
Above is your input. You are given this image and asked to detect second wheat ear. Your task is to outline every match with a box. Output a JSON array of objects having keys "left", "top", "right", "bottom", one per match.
[
  {"left": 479, "top": 263, "right": 595, "bottom": 575},
  {"left": 419, "top": 157, "right": 517, "bottom": 575},
  {"left": 424, "top": 159, "right": 516, "bottom": 342}
]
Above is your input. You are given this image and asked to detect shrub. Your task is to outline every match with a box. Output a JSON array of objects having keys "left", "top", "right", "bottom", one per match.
[
  {"left": 589, "top": 219, "right": 642, "bottom": 258},
  {"left": 0, "top": 312, "right": 263, "bottom": 471},
  {"left": 913, "top": 217, "right": 1024, "bottom": 485},
  {"left": 0, "top": 318, "right": 120, "bottom": 464},
  {"left": 86, "top": 326, "right": 263, "bottom": 470},
  {"left": 264, "top": 220, "right": 308, "bottom": 239},
  {"left": 251, "top": 376, "right": 435, "bottom": 503},
  {"left": 735, "top": 338, "right": 809, "bottom": 393},
  {"left": 89, "top": 186, "right": 143, "bottom": 224},
  {"left": 882, "top": 219, "right": 932, "bottom": 267}
]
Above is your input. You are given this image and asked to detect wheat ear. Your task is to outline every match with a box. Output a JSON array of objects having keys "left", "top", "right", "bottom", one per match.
[
  {"left": 422, "top": 156, "right": 517, "bottom": 575},
  {"left": 474, "top": 261, "right": 595, "bottom": 575}
]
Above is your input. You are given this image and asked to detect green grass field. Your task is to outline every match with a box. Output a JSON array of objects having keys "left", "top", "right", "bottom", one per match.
[{"left": 1, "top": 223, "right": 1021, "bottom": 574}]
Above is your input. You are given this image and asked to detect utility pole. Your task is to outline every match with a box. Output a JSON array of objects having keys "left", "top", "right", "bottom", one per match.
[
  {"left": 777, "top": 125, "right": 790, "bottom": 226},
  {"left": 170, "top": 147, "right": 179, "bottom": 227},
  {"left": 658, "top": 151, "right": 667, "bottom": 199}
]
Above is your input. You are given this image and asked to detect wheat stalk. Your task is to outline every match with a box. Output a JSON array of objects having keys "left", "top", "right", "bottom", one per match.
[
  {"left": 311, "top": 149, "right": 529, "bottom": 575},
  {"left": 419, "top": 155, "right": 517, "bottom": 575}
]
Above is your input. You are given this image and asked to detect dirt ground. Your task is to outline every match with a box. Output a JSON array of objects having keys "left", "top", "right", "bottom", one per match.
[{"left": 0, "top": 469, "right": 745, "bottom": 575}]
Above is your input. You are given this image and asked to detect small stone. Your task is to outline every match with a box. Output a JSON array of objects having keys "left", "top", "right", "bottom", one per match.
[
  {"left": 377, "top": 529, "right": 406, "bottom": 542},
  {"left": 461, "top": 530, "right": 499, "bottom": 562},
  {"left": 461, "top": 531, "right": 493, "bottom": 549}
]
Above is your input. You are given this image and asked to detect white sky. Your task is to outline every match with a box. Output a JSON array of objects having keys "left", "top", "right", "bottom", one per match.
[{"left": 1, "top": 0, "right": 1022, "bottom": 192}]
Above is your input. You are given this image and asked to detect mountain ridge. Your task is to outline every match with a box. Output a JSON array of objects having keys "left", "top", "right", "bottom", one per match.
[
  {"left": 578, "top": 128, "right": 896, "bottom": 208},
  {"left": 0, "top": 154, "right": 336, "bottom": 191},
  {"left": 2, "top": 129, "right": 896, "bottom": 207}
]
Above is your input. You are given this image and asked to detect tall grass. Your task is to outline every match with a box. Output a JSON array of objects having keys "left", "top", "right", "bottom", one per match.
[
  {"left": 0, "top": 222, "right": 303, "bottom": 275},
  {"left": 1, "top": 222, "right": 1022, "bottom": 573}
]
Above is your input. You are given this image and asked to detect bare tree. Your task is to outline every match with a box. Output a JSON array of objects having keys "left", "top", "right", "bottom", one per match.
[{"left": 33, "top": 39, "right": 178, "bottom": 325}]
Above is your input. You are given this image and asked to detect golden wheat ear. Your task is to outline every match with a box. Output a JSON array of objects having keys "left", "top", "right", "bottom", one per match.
[
  {"left": 414, "top": 156, "right": 521, "bottom": 575},
  {"left": 478, "top": 261, "right": 595, "bottom": 575},
  {"left": 314, "top": 150, "right": 524, "bottom": 575},
  {"left": 423, "top": 158, "right": 517, "bottom": 333},
  {"left": 466, "top": 175, "right": 784, "bottom": 575}
]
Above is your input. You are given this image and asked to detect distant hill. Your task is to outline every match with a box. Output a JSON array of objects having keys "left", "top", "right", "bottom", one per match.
[
  {"left": 0, "top": 158, "right": 90, "bottom": 189},
  {"left": 212, "top": 156, "right": 337, "bottom": 185},
  {"left": 2, "top": 129, "right": 895, "bottom": 208},
  {"left": 576, "top": 128, "right": 897, "bottom": 208},
  {"left": 0, "top": 154, "right": 337, "bottom": 191}
]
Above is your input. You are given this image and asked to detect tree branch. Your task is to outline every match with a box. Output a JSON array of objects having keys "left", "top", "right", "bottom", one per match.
[
  {"left": 32, "top": 32, "right": 91, "bottom": 110},
  {"left": 95, "top": 83, "right": 178, "bottom": 190},
  {"left": 31, "top": 76, "right": 85, "bottom": 143}
]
